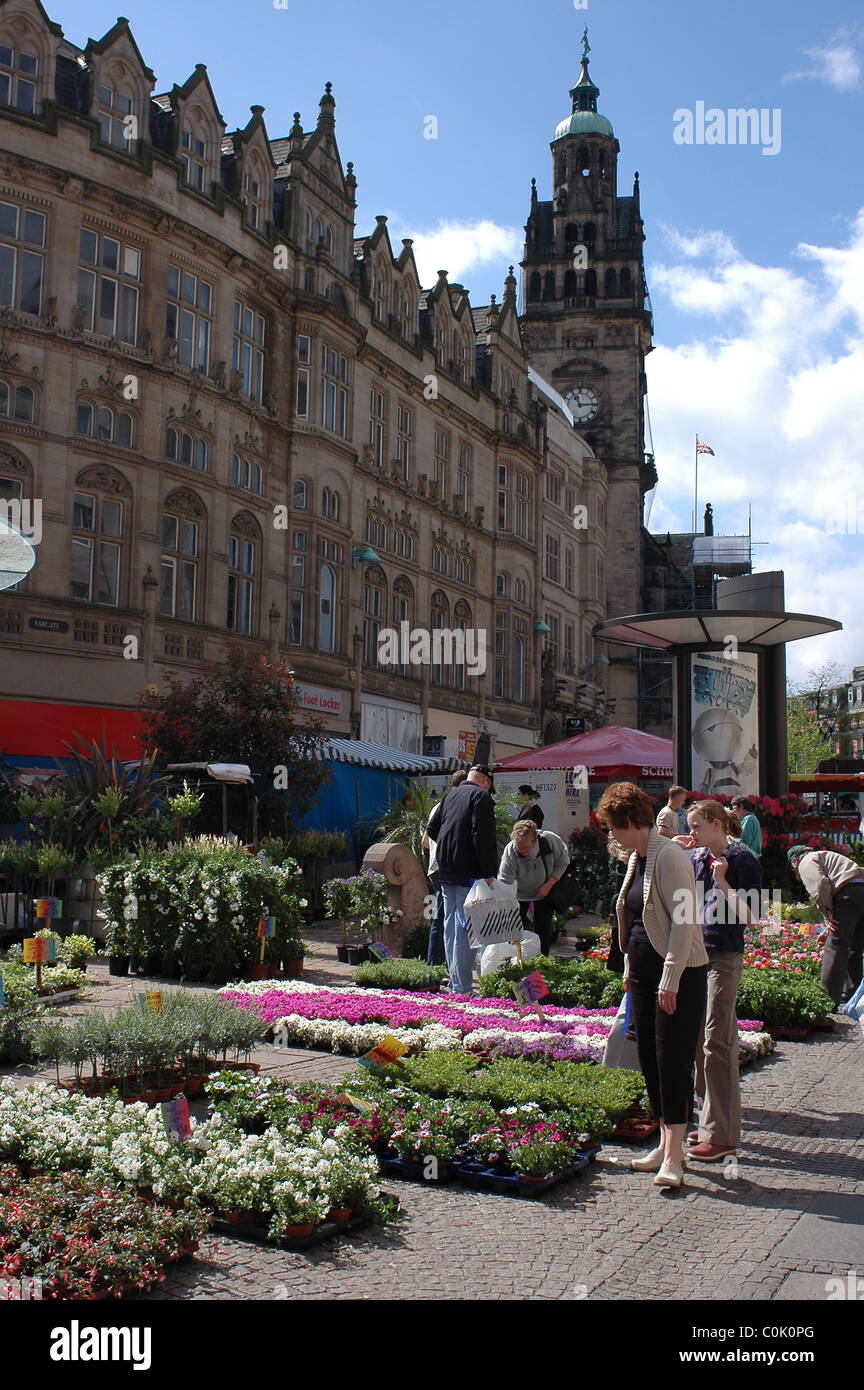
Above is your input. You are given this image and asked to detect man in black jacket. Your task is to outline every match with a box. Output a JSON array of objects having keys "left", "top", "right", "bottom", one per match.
[{"left": 426, "top": 764, "right": 498, "bottom": 994}]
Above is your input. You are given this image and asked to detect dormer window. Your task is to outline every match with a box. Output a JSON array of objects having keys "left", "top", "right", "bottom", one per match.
[
  {"left": 97, "top": 85, "right": 134, "bottom": 150},
  {"left": 243, "top": 164, "right": 265, "bottom": 230},
  {"left": 181, "top": 128, "right": 207, "bottom": 191},
  {"left": 0, "top": 45, "right": 38, "bottom": 114}
]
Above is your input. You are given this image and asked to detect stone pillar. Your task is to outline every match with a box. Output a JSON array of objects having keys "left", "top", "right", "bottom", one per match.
[{"left": 361, "top": 841, "right": 428, "bottom": 955}]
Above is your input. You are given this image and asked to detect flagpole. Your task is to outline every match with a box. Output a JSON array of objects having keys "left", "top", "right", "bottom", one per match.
[{"left": 694, "top": 434, "right": 698, "bottom": 535}]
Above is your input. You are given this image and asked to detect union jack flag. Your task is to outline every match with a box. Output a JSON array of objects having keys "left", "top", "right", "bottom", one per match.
[{"left": 696, "top": 437, "right": 715, "bottom": 456}]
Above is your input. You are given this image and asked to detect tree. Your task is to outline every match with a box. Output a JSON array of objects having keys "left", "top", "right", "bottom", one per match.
[
  {"left": 786, "top": 692, "right": 834, "bottom": 776},
  {"left": 788, "top": 661, "right": 850, "bottom": 767},
  {"left": 138, "top": 643, "right": 328, "bottom": 837}
]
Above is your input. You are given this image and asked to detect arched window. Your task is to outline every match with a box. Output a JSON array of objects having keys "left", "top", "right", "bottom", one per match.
[
  {"left": 496, "top": 573, "right": 508, "bottom": 597},
  {"left": 564, "top": 269, "right": 578, "bottom": 298},
  {"left": 96, "top": 78, "right": 135, "bottom": 150},
  {"left": 160, "top": 489, "right": 204, "bottom": 622},
  {"left": 293, "top": 479, "right": 307, "bottom": 510},
  {"left": 431, "top": 590, "right": 449, "bottom": 687},
  {"left": 13, "top": 385, "right": 34, "bottom": 422},
  {"left": 0, "top": 41, "right": 39, "bottom": 114},
  {"left": 494, "top": 610, "right": 507, "bottom": 699},
  {"left": 528, "top": 271, "right": 542, "bottom": 302},
  {"left": 363, "top": 563, "right": 386, "bottom": 669},
  {"left": 543, "top": 271, "right": 555, "bottom": 301},
  {"left": 564, "top": 222, "right": 579, "bottom": 247},
  {"left": 514, "top": 576, "right": 527, "bottom": 605},
  {"left": 118, "top": 412, "right": 134, "bottom": 447},
  {"left": 70, "top": 467, "right": 130, "bottom": 607},
  {"left": 513, "top": 630, "right": 525, "bottom": 704},
  {"left": 180, "top": 108, "right": 209, "bottom": 192},
  {"left": 454, "top": 599, "right": 471, "bottom": 692},
  {"left": 318, "top": 562, "right": 336, "bottom": 652},
  {"left": 620, "top": 266, "right": 632, "bottom": 297},
  {"left": 0, "top": 382, "right": 8, "bottom": 417},
  {"left": 242, "top": 155, "right": 266, "bottom": 230},
  {"left": 578, "top": 148, "right": 590, "bottom": 176},
  {"left": 584, "top": 268, "right": 597, "bottom": 298},
  {"left": 97, "top": 406, "right": 113, "bottom": 441},
  {"left": 75, "top": 401, "right": 93, "bottom": 435},
  {"left": 166, "top": 426, "right": 207, "bottom": 472},
  {"left": 321, "top": 486, "right": 329, "bottom": 517},
  {"left": 226, "top": 513, "right": 260, "bottom": 635},
  {"left": 583, "top": 222, "right": 596, "bottom": 251},
  {"left": 604, "top": 268, "right": 618, "bottom": 297}
]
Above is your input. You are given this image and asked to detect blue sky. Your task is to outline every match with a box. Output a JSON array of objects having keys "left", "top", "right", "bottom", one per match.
[{"left": 48, "top": 0, "right": 864, "bottom": 680}]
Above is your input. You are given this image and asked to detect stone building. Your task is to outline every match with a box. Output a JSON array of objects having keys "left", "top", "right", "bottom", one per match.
[{"left": 0, "top": 1, "right": 613, "bottom": 763}]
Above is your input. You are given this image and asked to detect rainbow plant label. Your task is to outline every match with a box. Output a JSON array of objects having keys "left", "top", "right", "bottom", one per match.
[
  {"left": 34, "top": 898, "right": 63, "bottom": 919},
  {"left": 257, "top": 916, "right": 276, "bottom": 938},
  {"left": 334, "top": 1091, "right": 376, "bottom": 1114},
  {"left": 161, "top": 1096, "right": 191, "bottom": 1144},
  {"left": 358, "top": 1034, "right": 408, "bottom": 1074},
  {"left": 22, "top": 936, "right": 57, "bottom": 964},
  {"left": 137, "top": 991, "right": 163, "bottom": 1014},
  {"left": 0, "top": 974, "right": 5, "bottom": 1010},
  {"left": 513, "top": 971, "right": 549, "bottom": 1006}
]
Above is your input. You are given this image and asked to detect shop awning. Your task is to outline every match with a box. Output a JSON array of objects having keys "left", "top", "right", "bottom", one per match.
[{"left": 0, "top": 700, "right": 143, "bottom": 760}]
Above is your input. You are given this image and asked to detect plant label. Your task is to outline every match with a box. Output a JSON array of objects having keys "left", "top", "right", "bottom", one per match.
[
  {"left": 368, "top": 942, "right": 392, "bottom": 960},
  {"left": 514, "top": 971, "right": 549, "bottom": 1006},
  {"left": 359, "top": 1034, "right": 408, "bottom": 1073},
  {"left": 33, "top": 899, "right": 63, "bottom": 920},
  {"left": 161, "top": 1096, "right": 191, "bottom": 1143},
  {"left": 137, "top": 991, "right": 163, "bottom": 1014},
  {"left": 258, "top": 916, "right": 276, "bottom": 938},
  {"left": 334, "top": 1091, "right": 376, "bottom": 1114},
  {"left": 0, "top": 974, "right": 4, "bottom": 1010},
  {"left": 22, "top": 936, "right": 57, "bottom": 964}
]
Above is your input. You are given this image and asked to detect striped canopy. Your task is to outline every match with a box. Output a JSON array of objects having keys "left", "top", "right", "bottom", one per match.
[{"left": 311, "top": 739, "right": 469, "bottom": 773}]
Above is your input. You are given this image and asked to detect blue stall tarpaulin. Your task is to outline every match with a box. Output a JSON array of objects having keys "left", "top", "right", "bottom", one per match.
[{"left": 297, "top": 739, "right": 470, "bottom": 860}]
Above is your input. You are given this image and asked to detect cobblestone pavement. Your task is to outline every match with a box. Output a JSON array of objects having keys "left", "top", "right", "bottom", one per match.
[{"left": 5, "top": 932, "right": 862, "bottom": 1302}]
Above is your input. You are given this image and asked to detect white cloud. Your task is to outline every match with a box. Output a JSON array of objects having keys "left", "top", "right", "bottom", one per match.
[
  {"left": 381, "top": 214, "right": 523, "bottom": 289},
  {"left": 646, "top": 211, "right": 864, "bottom": 682},
  {"left": 784, "top": 30, "right": 863, "bottom": 91}
]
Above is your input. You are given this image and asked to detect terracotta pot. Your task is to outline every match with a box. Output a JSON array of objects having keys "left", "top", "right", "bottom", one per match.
[
  {"left": 221, "top": 1210, "right": 255, "bottom": 1225},
  {"left": 249, "top": 964, "right": 268, "bottom": 981},
  {"left": 284, "top": 1222, "right": 316, "bottom": 1237},
  {"left": 326, "top": 1208, "right": 352, "bottom": 1223},
  {"left": 284, "top": 958, "right": 304, "bottom": 978},
  {"left": 265, "top": 963, "right": 280, "bottom": 978}
]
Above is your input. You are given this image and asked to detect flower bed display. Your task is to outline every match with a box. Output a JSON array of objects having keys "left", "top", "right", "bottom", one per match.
[
  {"left": 222, "top": 979, "right": 776, "bottom": 1069},
  {"left": 33, "top": 990, "right": 266, "bottom": 1102},
  {"left": 0, "top": 1163, "right": 207, "bottom": 1300},
  {"left": 98, "top": 838, "right": 306, "bottom": 983},
  {"left": 0, "top": 1077, "right": 394, "bottom": 1249},
  {"left": 743, "top": 923, "right": 824, "bottom": 977}
]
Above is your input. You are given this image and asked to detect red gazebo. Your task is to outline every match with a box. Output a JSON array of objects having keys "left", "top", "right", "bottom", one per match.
[{"left": 495, "top": 725, "right": 673, "bottom": 781}]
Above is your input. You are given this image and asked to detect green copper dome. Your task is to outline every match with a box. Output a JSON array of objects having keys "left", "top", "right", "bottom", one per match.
[
  {"left": 554, "top": 50, "right": 614, "bottom": 141},
  {"left": 554, "top": 108, "right": 614, "bottom": 140}
]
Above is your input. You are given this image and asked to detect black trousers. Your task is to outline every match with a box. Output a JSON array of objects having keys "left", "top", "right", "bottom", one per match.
[
  {"left": 519, "top": 899, "right": 555, "bottom": 955},
  {"left": 628, "top": 938, "right": 708, "bottom": 1126},
  {"left": 823, "top": 882, "right": 864, "bottom": 1006}
]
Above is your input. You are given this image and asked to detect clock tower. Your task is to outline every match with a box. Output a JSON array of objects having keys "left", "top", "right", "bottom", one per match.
[{"left": 520, "top": 35, "right": 656, "bottom": 726}]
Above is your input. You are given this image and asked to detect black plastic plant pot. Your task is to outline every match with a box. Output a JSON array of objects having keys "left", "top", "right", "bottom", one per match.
[
  {"left": 107, "top": 955, "right": 129, "bottom": 977},
  {"left": 336, "top": 945, "right": 350, "bottom": 963},
  {"left": 346, "top": 946, "right": 371, "bottom": 965}
]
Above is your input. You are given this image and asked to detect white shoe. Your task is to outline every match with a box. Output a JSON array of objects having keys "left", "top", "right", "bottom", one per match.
[
  {"left": 654, "top": 1158, "right": 685, "bottom": 1188},
  {"left": 631, "top": 1144, "right": 665, "bottom": 1172}
]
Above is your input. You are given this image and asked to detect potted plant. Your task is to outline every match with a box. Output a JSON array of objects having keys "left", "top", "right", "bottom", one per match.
[
  {"left": 282, "top": 937, "right": 305, "bottom": 979},
  {"left": 105, "top": 920, "right": 129, "bottom": 977},
  {"left": 322, "top": 876, "right": 357, "bottom": 962}
]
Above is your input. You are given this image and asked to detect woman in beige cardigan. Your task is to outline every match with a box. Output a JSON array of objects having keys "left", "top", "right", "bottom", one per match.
[{"left": 598, "top": 782, "right": 709, "bottom": 1188}]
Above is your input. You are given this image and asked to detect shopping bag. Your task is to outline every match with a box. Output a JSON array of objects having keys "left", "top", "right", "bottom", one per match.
[
  {"left": 462, "top": 878, "right": 523, "bottom": 948},
  {"left": 479, "top": 931, "right": 541, "bottom": 976},
  {"left": 842, "top": 978, "right": 864, "bottom": 1020}
]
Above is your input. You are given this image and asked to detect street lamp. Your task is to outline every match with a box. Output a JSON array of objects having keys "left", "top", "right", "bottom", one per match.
[{"left": 351, "top": 545, "right": 380, "bottom": 569}]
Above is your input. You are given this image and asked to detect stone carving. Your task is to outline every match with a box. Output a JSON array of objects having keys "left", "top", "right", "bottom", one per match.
[
  {"left": 229, "top": 368, "right": 243, "bottom": 396},
  {"left": 71, "top": 303, "right": 89, "bottom": 334},
  {"left": 164, "top": 487, "right": 206, "bottom": 518},
  {"left": 75, "top": 465, "right": 133, "bottom": 498},
  {"left": 361, "top": 841, "right": 427, "bottom": 949},
  {"left": 211, "top": 360, "right": 226, "bottom": 390},
  {"left": 43, "top": 297, "right": 57, "bottom": 328},
  {"left": 159, "top": 337, "right": 178, "bottom": 367}
]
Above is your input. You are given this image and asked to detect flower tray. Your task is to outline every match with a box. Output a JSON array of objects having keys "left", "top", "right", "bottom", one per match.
[
  {"left": 611, "top": 1107, "right": 660, "bottom": 1143},
  {"left": 809, "top": 1019, "right": 835, "bottom": 1032},
  {"left": 211, "top": 1196, "right": 398, "bottom": 1251},
  {"left": 376, "top": 1150, "right": 456, "bottom": 1184},
  {"left": 451, "top": 1148, "right": 598, "bottom": 1198},
  {"left": 36, "top": 989, "right": 82, "bottom": 1006},
  {"left": 765, "top": 1025, "right": 811, "bottom": 1040}
]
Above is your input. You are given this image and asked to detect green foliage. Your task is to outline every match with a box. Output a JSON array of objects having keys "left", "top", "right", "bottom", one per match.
[
  {"left": 138, "top": 641, "right": 328, "bottom": 838},
  {"left": 478, "top": 955, "right": 624, "bottom": 1009},
  {"left": 376, "top": 779, "right": 439, "bottom": 867},
  {"left": 566, "top": 823, "right": 617, "bottom": 911},
  {"left": 400, "top": 921, "right": 431, "bottom": 960},
  {"left": 786, "top": 693, "right": 835, "bottom": 777},
  {"left": 62, "top": 934, "right": 98, "bottom": 970},
  {"left": 0, "top": 965, "right": 44, "bottom": 1062},
  {"left": 736, "top": 966, "right": 833, "bottom": 1027},
  {"left": 352, "top": 957, "right": 447, "bottom": 990}
]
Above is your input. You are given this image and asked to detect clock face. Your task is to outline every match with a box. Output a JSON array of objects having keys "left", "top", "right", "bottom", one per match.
[{"left": 565, "top": 385, "right": 599, "bottom": 423}]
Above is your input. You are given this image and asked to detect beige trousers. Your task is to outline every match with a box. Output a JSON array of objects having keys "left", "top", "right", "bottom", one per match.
[{"left": 694, "top": 951, "right": 744, "bottom": 1147}]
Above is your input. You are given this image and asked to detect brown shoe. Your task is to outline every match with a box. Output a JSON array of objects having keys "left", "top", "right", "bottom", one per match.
[{"left": 687, "top": 1143, "right": 736, "bottom": 1162}]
